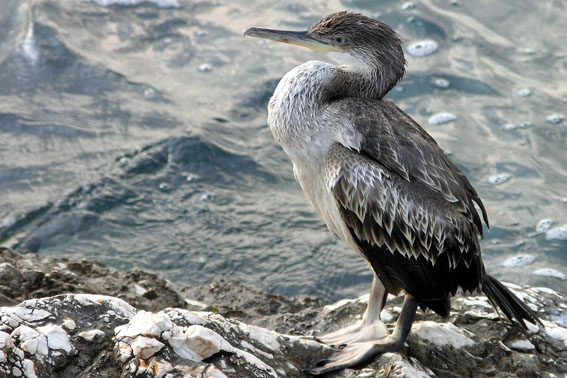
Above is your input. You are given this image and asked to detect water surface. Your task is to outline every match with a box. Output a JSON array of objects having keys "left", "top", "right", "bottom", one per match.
[{"left": 0, "top": 0, "right": 565, "bottom": 301}]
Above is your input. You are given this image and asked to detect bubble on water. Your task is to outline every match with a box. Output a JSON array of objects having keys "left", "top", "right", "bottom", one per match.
[
  {"left": 407, "top": 40, "right": 438, "bottom": 57},
  {"left": 159, "top": 182, "right": 169, "bottom": 192},
  {"left": 433, "top": 78, "right": 450, "bottom": 89},
  {"left": 519, "top": 121, "right": 532, "bottom": 129},
  {"left": 195, "top": 30, "right": 206, "bottom": 37},
  {"left": 488, "top": 173, "right": 511, "bottom": 185},
  {"left": 503, "top": 254, "right": 535, "bottom": 268},
  {"left": 394, "top": 86, "right": 404, "bottom": 92},
  {"left": 198, "top": 63, "right": 212, "bottom": 73},
  {"left": 186, "top": 174, "right": 198, "bottom": 182},
  {"left": 401, "top": 2, "right": 416, "bottom": 10},
  {"left": 299, "top": 12, "right": 313, "bottom": 19},
  {"left": 428, "top": 112, "right": 456, "bottom": 125},
  {"left": 503, "top": 123, "right": 517, "bottom": 131},
  {"left": 533, "top": 268, "right": 566, "bottom": 280},
  {"left": 546, "top": 114, "right": 564, "bottom": 124},
  {"left": 143, "top": 87, "right": 158, "bottom": 99},
  {"left": 517, "top": 88, "right": 531, "bottom": 97},
  {"left": 546, "top": 225, "right": 567, "bottom": 241},
  {"left": 119, "top": 157, "right": 131, "bottom": 167},
  {"left": 200, "top": 192, "right": 214, "bottom": 201},
  {"left": 523, "top": 48, "right": 536, "bottom": 55},
  {"left": 536, "top": 218, "right": 553, "bottom": 233}
]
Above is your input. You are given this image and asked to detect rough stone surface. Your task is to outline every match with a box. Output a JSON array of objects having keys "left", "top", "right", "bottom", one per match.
[{"left": 1, "top": 248, "right": 566, "bottom": 377}]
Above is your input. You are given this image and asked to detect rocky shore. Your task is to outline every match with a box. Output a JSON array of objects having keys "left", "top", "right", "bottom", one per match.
[{"left": 0, "top": 247, "right": 566, "bottom": 377}]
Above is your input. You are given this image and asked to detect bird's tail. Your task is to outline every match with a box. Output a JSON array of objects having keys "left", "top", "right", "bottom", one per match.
[{"left": 482, "top": 274, "right": 542, "bottom": 329}]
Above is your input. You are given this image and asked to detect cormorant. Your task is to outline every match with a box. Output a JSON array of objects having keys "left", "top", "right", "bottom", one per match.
[{"left": 244, "top": 11, "right": 541, "bottom": 375}]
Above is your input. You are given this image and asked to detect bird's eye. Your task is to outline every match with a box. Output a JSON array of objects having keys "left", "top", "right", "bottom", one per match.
[{"left": 334, "top": 36, "right": 345, "bottom": 44}]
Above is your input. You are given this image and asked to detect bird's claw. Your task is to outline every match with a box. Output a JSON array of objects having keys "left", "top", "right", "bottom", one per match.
[{"left": 305, "top": 341, "right": 382, "bottom": 375}]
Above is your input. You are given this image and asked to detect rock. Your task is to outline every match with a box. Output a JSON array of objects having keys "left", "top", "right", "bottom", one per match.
[
  {"left": 0, "top": 247, "right": 185, "bottom": 312},
  {"left": 1, "top": 248, "right": 566, "bottom": 377}
]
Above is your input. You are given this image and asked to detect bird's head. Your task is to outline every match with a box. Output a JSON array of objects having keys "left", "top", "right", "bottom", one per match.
[{"left": 244, "top": 11, "right": 406, "bottom": 97}]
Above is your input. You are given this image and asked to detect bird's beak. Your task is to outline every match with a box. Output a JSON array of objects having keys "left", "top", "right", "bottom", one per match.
[{"left": 243, "top": 27, "right": 343, "bottom": 54}]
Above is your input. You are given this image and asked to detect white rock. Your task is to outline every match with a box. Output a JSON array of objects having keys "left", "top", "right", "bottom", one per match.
[
  {"left": 116, "top": 341, "right": 133, "bottom": 363},
  {"left": 5, "top": 306, "right": 52, "bottom": 322},
  {"left": 412, "top": 321, "right": 475, "bottom": 348},
  {"left": 78, "top": 329, "right": 105, "bottom": 342},
  {"left": 546, "top": 224, "right": 567, "bottom": 240},
  {"left": 545, "top": 325, "right": 567, "bottom": 349},
  {"left": 507, "top": 338, "right": 535, "bottom": 351},
  {"left": 407, "top": 40, "right": 438, "bottom": 57},
  {"left": 38, "top": 325, "right": 73, "bottom": 353},
  {"left": 134, "top": 284, "right": 148, "bottom": 296},
  {"left": 61, "top": 319, "right": 76, "bottom": 332},
  {"left": 22, "top": 359, "right": 37, "bottom": 378},
  {"left": 184, "top": 325, "right": 232, "bottom": 359},
  {"left": 428, "top": 112, "right": 457, "bottom": 125},
  {"left": 503, "top": 123, "right": 517, "bottom": 131},
  {"left": 68, "top": 294, "right": 136, "bottom": 319},
  {"left": 239, "top": 323, "right": 281, "bottom": 352},
  {"left": 503, "top": 254, "right": 535, "bottom": 267},
  {"left": 130, "top": 335, "right": 165, "bottom": 359},
  {"left": 0, "top": 350, "right": 5, "bottom": 362},
  {"left": 0, "top": 331, "right": 13, "bottom": 350},
  {"left": 533, "top": 268, "right": 566, "bottom": 280},
  {"left": 517, "top": 88, "right": 531, "bottom": 97},
  {"left": 536, "top": 218, "right": 554, "bottom": 233},
  {"left": 12, "top": 366, "right": 22, "bottom": 377},
  {"left": 122, "top": 311, "right": 173, "bottom": 338}
]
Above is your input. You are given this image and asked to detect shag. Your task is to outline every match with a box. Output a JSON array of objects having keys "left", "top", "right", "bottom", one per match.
[{"left": 244, "top": 11, "right": 541, "bottom": 375}]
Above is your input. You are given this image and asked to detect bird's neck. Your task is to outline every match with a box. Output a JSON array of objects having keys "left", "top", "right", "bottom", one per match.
[{"left": 268, "top": 61, "right": 365, "bottom": 163}]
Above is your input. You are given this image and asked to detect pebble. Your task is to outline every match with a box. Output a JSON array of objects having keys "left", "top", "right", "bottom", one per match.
[
  {"left": 533, "top": 268, "right": 566, "bottom": 280},
  {"left": 401, "top": 1, "right": 416, "bottom": 10},
  {"left": 428, "top": 112, "right": 456, "bottom": 125},
  {"left": 546, "top": 225, "right": 567, "bottom": 241},
  {"left": 503, "top": 123, "right": 517, "bottom": 131},
  {"left": 131, "top": 335, "right": 165, "bottom": 359},
  {"left": 198, "top": 63, "right": 212, "bottom": 73},
  {"left": 186, "top": 174, "right": 198, "bottom": 182},
  {"left": 407, "top": 40, "right": 438, "bottom": 57},
  {"left": 523, "top": 48, "right": 536, "bottom": 55},
  {"left": 503, "top": 255, "right": 535, "bottom": 268},
  {"left": 519, "top": 121, "right": 532, "bottom": 129},
  {"left": 536, "top": 218, "right": 553, "bottom": 233},
  {"left": 507, "top": 338, "right": 535, "bottom": 351},
  {"left": 517, "top": 88, "right": 531, "bottom": 97},
  {"left": 546, "top": 114, "right": 564, "bottom": 124},
  {"left": 488, "top": 173, "right": 511, "bottom": 185},
  {"left": 433, "top": 78, "right": 450, "bottom": 88}
]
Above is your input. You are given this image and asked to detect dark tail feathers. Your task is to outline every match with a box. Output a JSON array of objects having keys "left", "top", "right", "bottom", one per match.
[{"left": 482, "top": 274, "right": 542, "bottom": 329}]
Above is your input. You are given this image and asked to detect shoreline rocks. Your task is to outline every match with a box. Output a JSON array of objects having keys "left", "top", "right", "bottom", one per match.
[{"left": 1, "top": 247, "right": 566, "bottom": 377}]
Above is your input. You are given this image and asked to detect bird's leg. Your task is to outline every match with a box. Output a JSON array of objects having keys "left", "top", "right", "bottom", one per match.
[
  {"left": 319, "top": 274, "right": 388, "bottom": 346},
  {"left": 307, "top": 295, "right": 418, "bottom": 375}
]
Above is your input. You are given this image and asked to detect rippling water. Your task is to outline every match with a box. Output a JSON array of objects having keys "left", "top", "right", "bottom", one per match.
[{"left": 0, "top": 0, "right": 565, "bottom": 301}]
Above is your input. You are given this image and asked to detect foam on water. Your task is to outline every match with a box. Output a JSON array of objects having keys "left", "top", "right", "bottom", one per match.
[
  {"left": 427, "top": 112, "right": 456, "bottom": 125},
  {"left": 407, "top": 40, "right": 438, "bottom": 57}
]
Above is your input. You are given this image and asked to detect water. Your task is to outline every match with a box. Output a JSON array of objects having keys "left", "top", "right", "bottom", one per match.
[{"left": 0, "top": 0, "right": 565, "bottom": 302}]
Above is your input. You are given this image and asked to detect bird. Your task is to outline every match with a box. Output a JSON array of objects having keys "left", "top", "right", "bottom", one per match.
[{"left": 244, "top": 11, "right": 541, "bottom": 375}]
